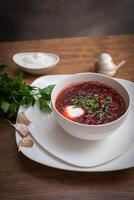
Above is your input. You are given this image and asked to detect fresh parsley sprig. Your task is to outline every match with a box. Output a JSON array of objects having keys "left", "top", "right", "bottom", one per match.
[{"left": 0, "top": 64, "right": 55, "bottom": 119}]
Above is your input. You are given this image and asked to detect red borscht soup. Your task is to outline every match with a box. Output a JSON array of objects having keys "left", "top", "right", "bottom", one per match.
[{"left": 55, "top": 81, "right": 126, "bottom": 125}]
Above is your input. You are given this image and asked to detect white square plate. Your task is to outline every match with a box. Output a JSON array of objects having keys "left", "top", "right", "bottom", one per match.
[{"left": 16, "top": 75, "right": 134, "bottom": 171}]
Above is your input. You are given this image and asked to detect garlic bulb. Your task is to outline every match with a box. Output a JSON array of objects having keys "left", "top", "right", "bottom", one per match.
[{"left": 96, "top": 53, "right": 126, "bottom": 76}]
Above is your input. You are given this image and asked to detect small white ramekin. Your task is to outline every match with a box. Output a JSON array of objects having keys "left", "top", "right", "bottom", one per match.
[{"left": 13, "top": 52, "right": 60, "bottom": 75}]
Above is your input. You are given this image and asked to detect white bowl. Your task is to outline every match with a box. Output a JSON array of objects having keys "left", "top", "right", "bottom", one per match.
[
  {"left": 51, "top": 73, "right": 130, "bottom": 140},
  {"left": 13, "top": 52, "right": 60, "bottom": 75}
]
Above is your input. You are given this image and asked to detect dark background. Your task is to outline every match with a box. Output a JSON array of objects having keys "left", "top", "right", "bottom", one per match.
[{"left": 0, "top": 0, "right": 134, "bottom": 42}]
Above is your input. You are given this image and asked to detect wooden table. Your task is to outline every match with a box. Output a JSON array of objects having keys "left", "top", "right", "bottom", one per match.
[{"left": 0, "top": 35, "right": 134, "bottom": 200}]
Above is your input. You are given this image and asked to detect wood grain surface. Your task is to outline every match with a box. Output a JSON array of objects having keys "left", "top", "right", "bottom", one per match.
[{"left": 0, "top": 35, "right": 134, "bottom": 200}]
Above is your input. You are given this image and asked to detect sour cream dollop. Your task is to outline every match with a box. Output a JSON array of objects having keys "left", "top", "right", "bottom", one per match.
[{"left": 62, "top": 105, "right": 85, "bottom": 120}]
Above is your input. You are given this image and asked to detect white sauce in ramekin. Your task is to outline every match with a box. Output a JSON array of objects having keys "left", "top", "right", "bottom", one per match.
[{"left": 20, "top": 53, "right": 57, "bottom": 68}]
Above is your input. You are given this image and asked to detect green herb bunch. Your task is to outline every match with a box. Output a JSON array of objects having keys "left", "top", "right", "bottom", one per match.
[{"left": 0, "top": 64, "right": 55, "bottom": 119}]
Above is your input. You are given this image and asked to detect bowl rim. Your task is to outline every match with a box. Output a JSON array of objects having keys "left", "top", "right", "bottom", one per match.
[
  {"left": 51, "top": 72, "right": 130, "bottom": 128},
  {"left": 13, "top": 52, "right": 60, "bottom": 70}
]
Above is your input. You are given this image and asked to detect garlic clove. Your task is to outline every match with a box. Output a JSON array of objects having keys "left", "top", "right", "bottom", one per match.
[
  {"left": 18, "top": 138, "right": 33, "bottom": 151},
  {"left": 17, "top": 112, "right": 31, "bottom": 125},
  {"left": 15, "top": 124, "right": 30, "bottom": 137},
  {"left": 20, "top": 138, "right": 33, "bottom": 147},
  {"left": 6, "top": 119, "right": 30, "bottom": 137}
]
